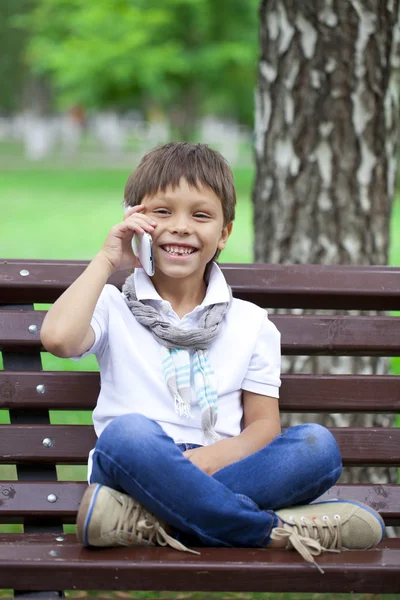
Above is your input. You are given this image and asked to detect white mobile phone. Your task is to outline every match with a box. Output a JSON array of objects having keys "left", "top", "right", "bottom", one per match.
[
  {"left": 124, "top": 204, "right": 155, "bottom": 276},
  {"left": 131, "top": 232, "right": 155, "bottom": 276}
]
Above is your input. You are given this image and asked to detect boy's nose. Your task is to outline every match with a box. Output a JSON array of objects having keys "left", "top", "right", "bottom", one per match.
[
  {"left": 173, "top": 226, "right": 190, "bottom": 236},
  {"left": 170, "top": 218, "right": 191, "bottom": 235}
]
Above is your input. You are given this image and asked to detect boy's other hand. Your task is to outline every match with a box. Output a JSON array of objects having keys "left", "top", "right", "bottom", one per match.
[
  {"left": 98, "top": 205, "right": 157, "bottom": 274},
  {"left": 183, "top": 446, "right": 226, "bottom": 476}
]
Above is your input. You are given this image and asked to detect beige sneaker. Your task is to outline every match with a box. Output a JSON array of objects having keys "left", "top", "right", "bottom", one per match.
[
  {"left": 272, "top": 499, "right": 385, "bottom": 573},
  {"left": 76, "top": 484, "right": 198, "bottom": 554}
]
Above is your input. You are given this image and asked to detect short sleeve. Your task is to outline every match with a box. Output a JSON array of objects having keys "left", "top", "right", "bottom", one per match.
[
  {"left": 241, "top": 312, "right": 281, "bottom": 398},
  {"left": 69, "top": 287, "right": 109, "bottom": 361}
]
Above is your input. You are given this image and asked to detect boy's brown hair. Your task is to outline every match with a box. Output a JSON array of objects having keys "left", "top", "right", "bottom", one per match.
[{"left": 124, "top": 142, "right": 236, "bottom": 225}]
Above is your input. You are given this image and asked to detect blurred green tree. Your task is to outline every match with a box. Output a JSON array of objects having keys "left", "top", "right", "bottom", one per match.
[
  {"left": 20, "top": 0, "right": 259, "bottom": 137},
  {"left": 0, "top": 0, "right": 35, "bottom": 114}
]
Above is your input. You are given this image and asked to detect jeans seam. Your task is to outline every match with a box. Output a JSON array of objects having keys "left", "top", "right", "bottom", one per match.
[{"left": 93, "top": 448, "right": 234, "bottom": 548}]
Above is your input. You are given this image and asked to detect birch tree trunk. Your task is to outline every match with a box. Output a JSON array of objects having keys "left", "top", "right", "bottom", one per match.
[{"left": 253, "top": 0, "right": 400, "bottom": 510}]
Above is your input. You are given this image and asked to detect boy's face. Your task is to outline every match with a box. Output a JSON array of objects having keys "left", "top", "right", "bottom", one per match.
[{"left": 140, "top": 178, "right": 232, "bottom": 282}]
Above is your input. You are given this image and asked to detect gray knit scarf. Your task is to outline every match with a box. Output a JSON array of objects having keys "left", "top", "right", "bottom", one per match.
[{"left": 122, "top": 270, "right": 232, "bottom": 441}]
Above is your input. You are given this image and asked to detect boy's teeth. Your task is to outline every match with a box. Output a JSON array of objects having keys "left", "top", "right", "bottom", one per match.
[{"left": 164, "top": 245, "right": 195, "bottom": 255}]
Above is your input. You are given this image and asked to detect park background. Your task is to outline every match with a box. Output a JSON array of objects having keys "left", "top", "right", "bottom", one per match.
[{"left": 1, "top": 1, "right": 400, "bottom": 598}]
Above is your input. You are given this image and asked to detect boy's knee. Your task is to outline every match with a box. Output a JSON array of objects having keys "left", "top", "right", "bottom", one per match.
[
  {"left": 301, "top": 423, "right": 342, "bottom": 472},
  {"left": 98, "top": 413, "right": 161, "bottom": 451}
]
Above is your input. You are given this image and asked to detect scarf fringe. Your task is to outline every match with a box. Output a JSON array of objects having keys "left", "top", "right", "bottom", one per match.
[
  {"left": 174, "top": 391, "right": 192, "bottom": 419},
  {"left": 202, "top": 411, "right": 220, "bottom": 443},
  {"left": 204, "top": 425, "right": 221, "bottom": 443}
]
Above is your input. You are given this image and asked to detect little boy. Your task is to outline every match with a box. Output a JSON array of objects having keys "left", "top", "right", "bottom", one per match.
[{"left": 41, "top": 142, "right": 384, "bottom": 572}]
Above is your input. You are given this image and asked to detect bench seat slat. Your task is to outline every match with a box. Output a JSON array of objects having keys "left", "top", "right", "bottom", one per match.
[
  {"left": 3, "top": 311, "right": 400, "bottom": 356},
  {"left": 3, "top": 261, "right": 400, "bottom": 310},
  {"left": 0, "top": 482, "right": 398, "bottom": 525},
  {"left": 1, "top": 371, "right": 400, "bottom": 412},
  {"left": 0, "top": 534, "right": 398, "bottom": 593},
  {"left": 0, "top": 425, "right": 399, "bottom": 465}
]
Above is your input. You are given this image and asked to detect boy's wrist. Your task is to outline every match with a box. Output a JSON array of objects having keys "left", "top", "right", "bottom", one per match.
[{"left": 92, "top": 251, "right": 116, "bottom": 278}]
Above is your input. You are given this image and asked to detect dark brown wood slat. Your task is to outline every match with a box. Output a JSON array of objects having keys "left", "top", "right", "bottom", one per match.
[
  {"left": 0, "top": 425, "right": 399, "bottom": 465},
  {"left": 0, "top": 260, "right": 89, "bottom": 306},
  {"left": 0, "top": 310, "right": 44, "bottom": 352},
  {"left": 3, "top": 260, "right": 400, "bottom": 310},
  {"left": 0, "top": 534, "right": 399, "bottom": 593},
  {"left": 0, "top": 371, "right": 99, "bottom": 411},
  {"left": 333, "top": 428, "right": 400, "bottom": 464},
  {"left": 0, "top": 482, "right": 398, "bottom": 525},
  {"left": 280, "top": 374, "right": 400, "bottom": 412},
  {"left": 3, "top": 310, "right": 400, "bottom": 356},
  {"left": 274, "top": 314, "right": 400, "bottom": 356},
  {"left": 2, "top": 371, "right": 400, "bottom": 412},
  {"left": 223, "top": 263, "right": 400, "bottom": 310},
  {"left": 0, "top": 425, "right": 96, "bottom": 463}
]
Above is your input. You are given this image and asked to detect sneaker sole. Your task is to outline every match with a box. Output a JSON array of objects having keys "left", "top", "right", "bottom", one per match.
[{"left": 76, "top": 483, "right": 102, "bottom": 546}]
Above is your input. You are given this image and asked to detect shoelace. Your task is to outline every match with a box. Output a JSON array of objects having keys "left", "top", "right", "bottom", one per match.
[
  {"left": 271, "top": 515, "right": 341, "bottom": 574},
  {"left": 114, "top": 495, "right": 200, "bottom": 554}
]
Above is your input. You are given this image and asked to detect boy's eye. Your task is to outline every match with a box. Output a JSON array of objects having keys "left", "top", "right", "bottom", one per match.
[
  {"left": 194, "top": 213, "right": 210, "bottom": 219},
  {"left": 154, "top": 209, "right": 170, "bottom": 215}
]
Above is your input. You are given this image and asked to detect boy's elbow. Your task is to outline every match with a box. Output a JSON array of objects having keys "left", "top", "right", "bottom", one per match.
[{"left": 40, "top": 328, "right": 73, "bottom": 358}]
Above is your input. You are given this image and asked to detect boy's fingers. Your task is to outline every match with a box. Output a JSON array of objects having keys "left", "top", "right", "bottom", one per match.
[
  {"left": 125, "top": 215, "right": 157, "bottom": 230},
  {"left": 116, "top": 219, "right": 154, "bottom": 237},
  {"left": 123, "top": 206, "right": 157, "bottom": 229},
  {"left": 123, "top": 205, "right": 144, "bottom": 219},
  {"left": 120, "top": 222, "right": 145, "bottom": 236},
  {"left": 126, "top": 220, "right": 155, "bottom": 234}
]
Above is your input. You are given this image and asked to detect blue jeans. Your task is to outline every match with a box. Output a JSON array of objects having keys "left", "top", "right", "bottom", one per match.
[{"left": 90, "top": 413, "right": 342, "bottom": 548}]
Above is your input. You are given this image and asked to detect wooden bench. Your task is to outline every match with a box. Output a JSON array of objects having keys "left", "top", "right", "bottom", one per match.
[{"left": 0, "top": 258, "right": 399, "bottom": 596}]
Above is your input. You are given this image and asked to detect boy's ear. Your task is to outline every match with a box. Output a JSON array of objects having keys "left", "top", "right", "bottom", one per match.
[{"left": 217, "top": 222, "right": 233, "bottom": 250}]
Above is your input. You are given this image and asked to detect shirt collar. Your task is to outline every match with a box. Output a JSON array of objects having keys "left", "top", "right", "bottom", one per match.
[{"left": 132, "top": 262, "right": 230, "bottom": 307}]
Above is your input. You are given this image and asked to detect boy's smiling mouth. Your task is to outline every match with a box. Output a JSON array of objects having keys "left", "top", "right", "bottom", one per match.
[{"left": 160, "top": 244, "right": 198, "bottom": 256}]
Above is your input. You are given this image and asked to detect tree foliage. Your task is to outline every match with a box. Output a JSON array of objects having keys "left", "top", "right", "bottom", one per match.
[
  {"left": 20, "top": 0, "right": 259, "bottom": 128},
  {"left": 0, "top": 0, "right": 35, "bottom": 114}
]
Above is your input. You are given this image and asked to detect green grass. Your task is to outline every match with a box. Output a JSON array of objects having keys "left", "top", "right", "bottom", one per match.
[{"left": 0, "top": 165, "right": 254, "bottom": 262}]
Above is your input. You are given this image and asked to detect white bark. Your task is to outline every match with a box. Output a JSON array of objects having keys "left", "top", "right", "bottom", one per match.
[{"left": 254, "top": 0, "right": 400, "bottom": 266}]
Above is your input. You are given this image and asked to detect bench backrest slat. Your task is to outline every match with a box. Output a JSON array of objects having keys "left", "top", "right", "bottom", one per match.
[
  {"left": 3, "top": 260, "right": 400, "bottom": 309},
  {"left": 0, "top": 425, "right": 398, "bottom": 465},
  {"left": 1, "top": 371, "right": 399, "bottom": 412},
  {"left": 3, "top": 311, "right": 400, "bottom": 356}
]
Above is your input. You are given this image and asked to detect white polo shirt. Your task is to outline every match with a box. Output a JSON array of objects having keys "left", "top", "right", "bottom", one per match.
[{"left": 71, "top": 263, "right": 281, "bottom": 479}]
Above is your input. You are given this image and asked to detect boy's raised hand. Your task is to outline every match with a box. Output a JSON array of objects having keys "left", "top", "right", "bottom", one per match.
[{"left": 98, "top": 205, "right": 157, "bottom": 273}]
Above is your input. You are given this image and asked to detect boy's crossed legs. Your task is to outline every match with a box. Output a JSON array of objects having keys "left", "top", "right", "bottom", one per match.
[{"left": 77, "top": 413, "right": 384, "bottom": 572}]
